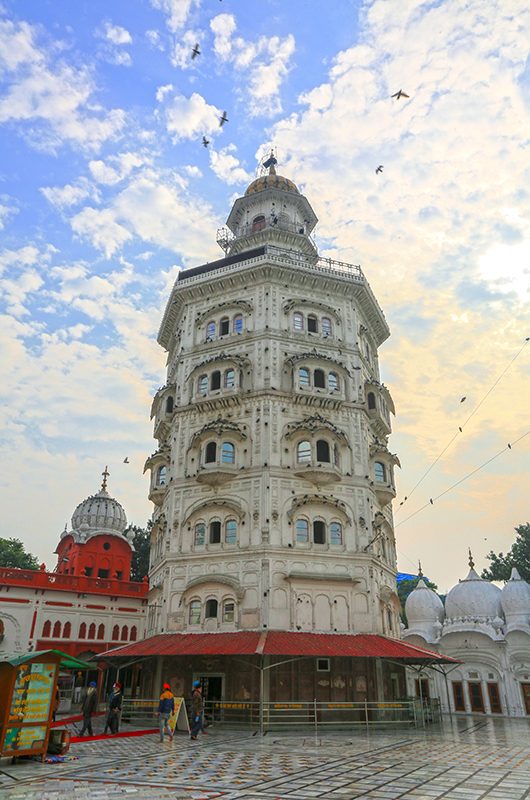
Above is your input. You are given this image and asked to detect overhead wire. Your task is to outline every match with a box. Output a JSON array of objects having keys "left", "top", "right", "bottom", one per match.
[{"left": 397, "top": 336, "right": 529, "bottom": 510}]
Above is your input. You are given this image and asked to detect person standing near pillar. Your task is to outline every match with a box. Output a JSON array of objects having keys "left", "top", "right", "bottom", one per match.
[
  {"left": 79, "top": 681, "right": 98, "bottom": 736},
  {"left": 158, "top": 682, "right": 175, "bottom": 743},
  {"left": 190, "top": 680, "right": 204, "bottom": 740},
  {"left": 103, "top": 681, "right": 123, "bottom": 734}
]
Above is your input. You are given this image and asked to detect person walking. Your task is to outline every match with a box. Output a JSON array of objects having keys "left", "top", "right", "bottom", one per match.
[
  {"left": 79, "top": 681, "right": 98, "bottom": 736},
  {"left": 103, "top": 681, "right": 123, "bottom": 735},
  {"left": 190, "top": 680, "right": 204, "bottom": 740},
  {"left": 158, "top": 682, "right": 175, "bottom": 743}
]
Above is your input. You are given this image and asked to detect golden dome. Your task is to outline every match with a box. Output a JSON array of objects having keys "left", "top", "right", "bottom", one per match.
[{"left": 245, "top": 173, "right": 299, "bottom": 196}]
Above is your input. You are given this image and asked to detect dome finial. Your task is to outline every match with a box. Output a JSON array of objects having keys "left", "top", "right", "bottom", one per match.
[
  {"left": 101, "top": 465, "right": 110, "bottom": 492},
  {"left": 263, "top": 149, "right": 277, "bottom": 176},
  {"left": 468, "top": 547, "right": 475, "bottom": 570},
  {"left": 418, "top": 560, "right": 423, "bottom": 578}
]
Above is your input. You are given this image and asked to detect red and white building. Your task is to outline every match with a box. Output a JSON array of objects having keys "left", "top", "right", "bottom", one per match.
[{"left": 0, "top": 469, "right": 148, "bottom": 704}]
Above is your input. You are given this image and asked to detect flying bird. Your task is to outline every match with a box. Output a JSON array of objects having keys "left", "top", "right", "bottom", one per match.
[
  {"left": 191, "top": 43, "right": 200, "bottom": 59},
  {"left": 391, "top": 89, "right": 410, "bottom": 100},
  {"left": 123, "top": 457, "right": 129, "bottom": 464},
  {"left": 375, "top": 165, "right": 384, "bottom": 174},
  {"left": 460, "top": 396, "right": 467, "bottom": 403},
  {"left": 219, "top": 111, "right": 228, "bottom": 127},
  {"left": 202, "top": 136, "right": 210, "bottom": 148}
]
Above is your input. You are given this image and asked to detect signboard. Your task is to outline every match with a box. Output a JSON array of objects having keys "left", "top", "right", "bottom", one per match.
[
  {"left": 1, "top": 661, "right": 57, "bottom": 756},
  {"left": 168, "top": 697, "right": 189, "bottom": 733}
]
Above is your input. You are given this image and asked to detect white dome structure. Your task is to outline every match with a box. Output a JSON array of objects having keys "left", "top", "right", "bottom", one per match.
[
  {"left": 405, "top": 576, "right": 444, "bottom": 642},
  {"left": 70, "top": 467, "right": 127, "bottom": 539},
  {"left": 445, "top": 552, "right": 502, "bottom": 622},
  {"left": 501, "top": 567, "right": 530, "bottom": 631}
]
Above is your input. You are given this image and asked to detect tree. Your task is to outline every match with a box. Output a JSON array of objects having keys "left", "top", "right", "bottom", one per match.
[
  {"left": 481, "top": 523, "right": 530, "bottom": 583},
  {"left": 0, "top": 538, "right": 40, "bottom": 570},
  {"left": 127, "top": 522, "right": 152, "bottom": 582},
  {"left": 397, "top": 576, "right": 438, "bottom": 625}
]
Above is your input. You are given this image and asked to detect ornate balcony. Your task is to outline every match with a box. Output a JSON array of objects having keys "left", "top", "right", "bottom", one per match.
[{"left": 294, "top": 462, "right": 342, "bottom": 487}]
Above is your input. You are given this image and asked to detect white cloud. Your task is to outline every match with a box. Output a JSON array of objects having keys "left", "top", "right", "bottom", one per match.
[
  {"left": 150, "top": 0, "right": 200, "bottom": 33},
  {"left": 0, "top": 200, "right": 16, "bottom": 228},
  {"left": 41, "top": 178, "right": 97, "bottom": 209},
  {"left": 0, "top": 19, "right": 126, "bottom": 151},
  {"left": 0, "top": 244, "right": 54, "bottom": 276},
  {"left": 68, "top": 167, "right": 220, "bottom": 264},
  {"left": 478, "top": 241, "right": 530, "bottom": 301},
  {"left": 146, "top": 29, "right": 164, "bottom": 50},
  {"left": 210, "top": 13, "right": 295, "bottom": 116},
  {"left": 170, "top": 29, "right": 202, "bottom": 69},
  {"left": 102, "top": 22, "right": 132, "bottom": 45},
  {"left": 183, "top": 164, "right": 202, "bottom": 178},
  {"left": 70, "top": 207, "right": 133, "bottom": 258},
  {"left": 209, "top": 144, "right": 251, "bottom": 185},
  {"left": 89, "top": 152, "right": 149, "bottom": 185},
  {"left": 157, "top": 89, "right": 220, "bottom": 142}
]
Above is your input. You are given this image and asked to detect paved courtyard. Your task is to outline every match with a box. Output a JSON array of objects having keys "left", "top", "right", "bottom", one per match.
[{"left": 1, "top": 717, "right": 529, "bottom": 800}]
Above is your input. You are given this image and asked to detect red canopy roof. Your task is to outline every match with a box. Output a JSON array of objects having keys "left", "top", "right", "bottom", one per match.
[{"left": 101, "top": 630, "right": 456, "bottom": 664}]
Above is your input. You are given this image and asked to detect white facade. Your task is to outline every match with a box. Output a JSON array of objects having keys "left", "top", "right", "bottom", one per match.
[
  {"left": 145, "top": 167, "right": 401, "bottom": 641},
  {"left": 403, "top": 561, "right": 530, "bottom": 717}
]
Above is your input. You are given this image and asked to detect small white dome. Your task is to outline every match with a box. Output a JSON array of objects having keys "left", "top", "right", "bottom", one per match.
[
  {"left": 501, "top": 567, "right": 530, "bottom": 624},
  {"left": 406, "top": 579, "right": 445, "bottom": 624},
  {"left": 445, "top": 567, "right": 502, "bottom": 621},
  {"left": 71, "top": 483, "right": 127, "bottom": 537}
]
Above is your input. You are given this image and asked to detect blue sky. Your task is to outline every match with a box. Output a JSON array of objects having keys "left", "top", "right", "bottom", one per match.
[{"left": 1, "top": 0, "right": 529, "bottom": 590}]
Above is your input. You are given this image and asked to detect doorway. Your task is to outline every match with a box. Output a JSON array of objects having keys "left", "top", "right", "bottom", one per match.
[
  {"left": 487, "top": 682, "right": 502, "bottom": 714},
  {"left": 521, "top": 683, "right": 530, "bottom": 715},
  {"left": 194, "top": 674, "right": 224, "bottom": 703},
  {"left": 468, "top": 681, "right": 485, "bottom": 713}
]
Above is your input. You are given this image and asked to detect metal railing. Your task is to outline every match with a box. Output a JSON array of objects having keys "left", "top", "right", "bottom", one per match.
[{"left": 120, "top": 697, "right": 441, "bottom": 733}]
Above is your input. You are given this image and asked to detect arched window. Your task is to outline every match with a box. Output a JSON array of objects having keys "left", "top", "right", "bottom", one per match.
[
  {"left": 211, "top": 371, "right": 221, "bottom": 390},
  {"left": 223, "top": 600, "right": 235, "bottom": 623},
  {"left": 313, "top": 520, "right": 326, "bottom": 544},
  {"left": 112, "top": 624, "right": 119, "bottom": 641},
  {"left": 328, "top": 372, "right": 339, "bottom": 391},
  {"left": 63, "top": 621, "right": 71, "bottom": 638},
  {"left": 220, "top": 316, "right": 230, "bottom": 336},
  {"left": 52, "top": 621, "right": 61, "bottom": 638},
  {"left": 252, "top": 214, "right": 266, "bottom": 232},
  {"left": 367, "top": 392, "right": 376, "bottom": 410},
  {"left": 233, "top": 314, "right": 243, "bottom": 333},
  {"left": 224, "top": 368, "right": 235, "bottom": 388},
  {"left": 121, "top": 625, "right": 128, "bottom": 641},
  {"left": 205, "top": 599, "right": 218, "bottom": 618},
  {"left": 42, "top": 620, "right": 51, "bottom": 637},
  {"left": 330, "top": 522, "right": 343, "bottom": 545},
  {"left": 387, "top": 607, "right": 393, "bottom": 633},
  {"left": 88, "top": 622, "right": 96, "bottom": 639},
  {"left": 225, "top": 519, "right": 237, "bottom": 544},
  {"left": 189, "top": 600, "right": 201, "bottom": 624},
  {"left": 198, "top": 374, "right": 208, "bottom": 394},
  {"left": 381, "top": 538, "right": 387, "bottom": 559},
  {"left": 157, "top": 465, "right": 167, "bottom": 486},
  {"left": 165, "top": 396, "right": 174, "bottom": 414},
  {"left": 299, "top": 367, "right": 310, "bottom": 388},
  {"left": 79, "top": 622, "right": 87, "bottom": 639},
  {"left": 293, "top": 313, "right": 304, "bottom": 331},
  {"left": 97, "top": 623, "right": 105, "bottom": 640},
  {"left": 297, "top": 440, "right": 311, "bottom": 463},
  {"left": 295, "top": 518, "right": 309, "bottom": 543},
  {"left": 205, "top": 442, "right": 217, "bottom": 463},
  {"left": 314, "top": 369, "right": 326, "bottom": 388},
  {"left": 307, "top": 314, "right": 318, "bottom": 333},
  {"left": 322, "top": 317, "right": 332, "bottom": 336},
  {"left": 206, "top": 321, "right": 216, "bottom": 339},
  {"left": 130, "top": 625, "right": 137, "bottom": 641},
  {"left": 316, "top": 439, "right": 330, "bottom": 462},
  {"left": 209, "top": 521, "right": 221, "bottom": 544},
  {"left": 194, "top": 522, "right": 206, "bottom": 546},
  {"left": 221, "top": 442, "right": 235, "bottom": 464},
  {"left": 334, "top": 444, "right": 340, "bottom": 467},
  {"left": 374, "top": 462, "right": 386, "bottom": 482}
]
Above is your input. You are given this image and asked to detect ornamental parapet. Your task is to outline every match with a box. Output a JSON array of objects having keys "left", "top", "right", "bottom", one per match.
[{"left": 0, "top": 566, "right": 149, "bottom": 598}]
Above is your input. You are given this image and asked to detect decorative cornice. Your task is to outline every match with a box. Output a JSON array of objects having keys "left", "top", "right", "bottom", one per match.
[
  {"left": 195, "top": 300, "right": 253, "bottom": 325},
  {"left": 283, "top": 298, "right": 341, "bottom": 323},
  {"left": 189, "top": 417, "right": 247, "bottom": 448},
  {"left": 286, "top": 572, "right": 359, "bottom": 584},
  {"left": 187, "top": 352, "right": 250, "bottom": 381},
  {"left": 288, "top": 494, "right": 351, "bottom": 524},
  {"left": 183, "top": 574, "right": 244, "bottom": 600},
  {"left": 183, "top": 498, "right": 244, "bottom": 526},
  {"left": 285, "top": 350, "right": 352, "bottom": 377},
  {"left": 285, "top": 414, "right": 348, "bottom": 442}
]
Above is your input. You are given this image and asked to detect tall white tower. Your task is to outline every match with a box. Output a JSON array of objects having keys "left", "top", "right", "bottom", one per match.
[{"left": 145, "top": 159, "right": 400, "bottom": 644}]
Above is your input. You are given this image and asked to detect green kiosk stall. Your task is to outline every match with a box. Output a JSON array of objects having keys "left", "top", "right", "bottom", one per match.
[{"left": 0, "top": 650, "right": 93, "bottom": 761}]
